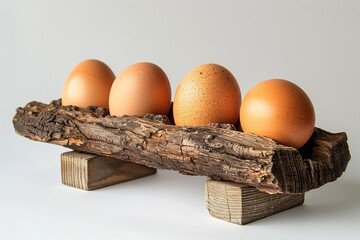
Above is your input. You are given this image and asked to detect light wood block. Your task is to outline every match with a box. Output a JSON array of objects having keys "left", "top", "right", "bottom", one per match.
[
  {"left": 205, "top": 179, "right": 305, "bottom": 225},
  {"left": 61, "top": 151, "right": 157, "bottom": 190}
]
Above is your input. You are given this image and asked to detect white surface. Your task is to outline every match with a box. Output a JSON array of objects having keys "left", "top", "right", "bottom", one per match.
[{"left": 1, "top": 0, "right": 359, "bottom": 239}]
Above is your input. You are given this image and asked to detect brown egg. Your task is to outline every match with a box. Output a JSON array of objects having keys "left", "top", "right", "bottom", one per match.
[
  {"left": 240, "top": 79, "right": 315, "bottom": 148},
  {"left": 173, "top": 63, "right": 241, "bottom": 126},
  {"left": 62, "top": 59, "right": 115, "bottom": 110},
  {"left": 109, "top": 62, "right": 171, "bottom": 117}
]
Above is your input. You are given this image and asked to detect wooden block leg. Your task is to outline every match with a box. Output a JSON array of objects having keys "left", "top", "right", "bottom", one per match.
[
  {"left": 205, "top": 179, "right": 305, "bottom": 225},
  {"left": 61, "top": 151, "right": 157, "bottom": 190}
]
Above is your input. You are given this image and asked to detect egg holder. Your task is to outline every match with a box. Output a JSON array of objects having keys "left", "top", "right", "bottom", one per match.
[{"left": 13, "top": 99, "right": 351, "bottom": 225}]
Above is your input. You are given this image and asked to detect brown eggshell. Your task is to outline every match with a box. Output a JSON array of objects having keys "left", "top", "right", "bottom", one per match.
[
  {"left": 109, "top": 62, "right": 171, "bottom": 117},
  {"left": 62, "top": 59, "right": 115, "bottom": 110},
  {"left": 240, "top": 79, "right": 315, "bottom": 148},
  {"left": 173, "top": 63, "right": 241, "bottom": 126}
]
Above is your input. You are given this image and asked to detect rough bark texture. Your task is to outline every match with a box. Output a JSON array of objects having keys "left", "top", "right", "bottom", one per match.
[{"left": 13, "top": 99, "right": 351, "bottom": 194}]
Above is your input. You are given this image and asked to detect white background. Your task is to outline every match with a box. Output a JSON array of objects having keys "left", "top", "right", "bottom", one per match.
[{"left": 1, "top": 0, "right": 360, "bottom": 239}]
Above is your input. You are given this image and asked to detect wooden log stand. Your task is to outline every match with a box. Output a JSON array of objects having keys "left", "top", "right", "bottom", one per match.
[{"left": 13, "top": 100, "right": 351, "bottom": 224}]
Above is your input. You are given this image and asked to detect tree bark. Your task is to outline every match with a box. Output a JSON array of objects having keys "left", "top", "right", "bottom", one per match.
[{"left": 12, "top": 99, "right": 351, "bottom": 194}]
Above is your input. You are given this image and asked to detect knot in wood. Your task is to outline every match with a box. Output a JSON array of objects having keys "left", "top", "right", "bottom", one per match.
[
  {"left": 209, "top": 123, "right": 237, "bottom": 131},
  {"left": 85, "top": 106, "right": 109, "bottom": 117},
  {"left": 144, "top": 113, "right": 171, "bottom": 125},
  {"left": 204, "top": 135, "right": 224, "bottom": 149},
  {"left": 51, "top": 99, "right": 62, "bottom": 107}
]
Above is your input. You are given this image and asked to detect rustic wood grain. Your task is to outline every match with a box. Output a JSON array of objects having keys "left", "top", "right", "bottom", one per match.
[
  {"left": 61, "top": 151, "right": 156, "bottom": 190},
  {"left": 205, "top": 179, "right": 305, "bottom": 224},
  {"left": 13, "top": 99, "right": 351, "bottom": 194}
]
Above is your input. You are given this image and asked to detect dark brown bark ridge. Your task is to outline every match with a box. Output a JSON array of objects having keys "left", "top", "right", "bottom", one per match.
[{"left": 13, "top": 99, "right": 351, "bottom": 194}]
